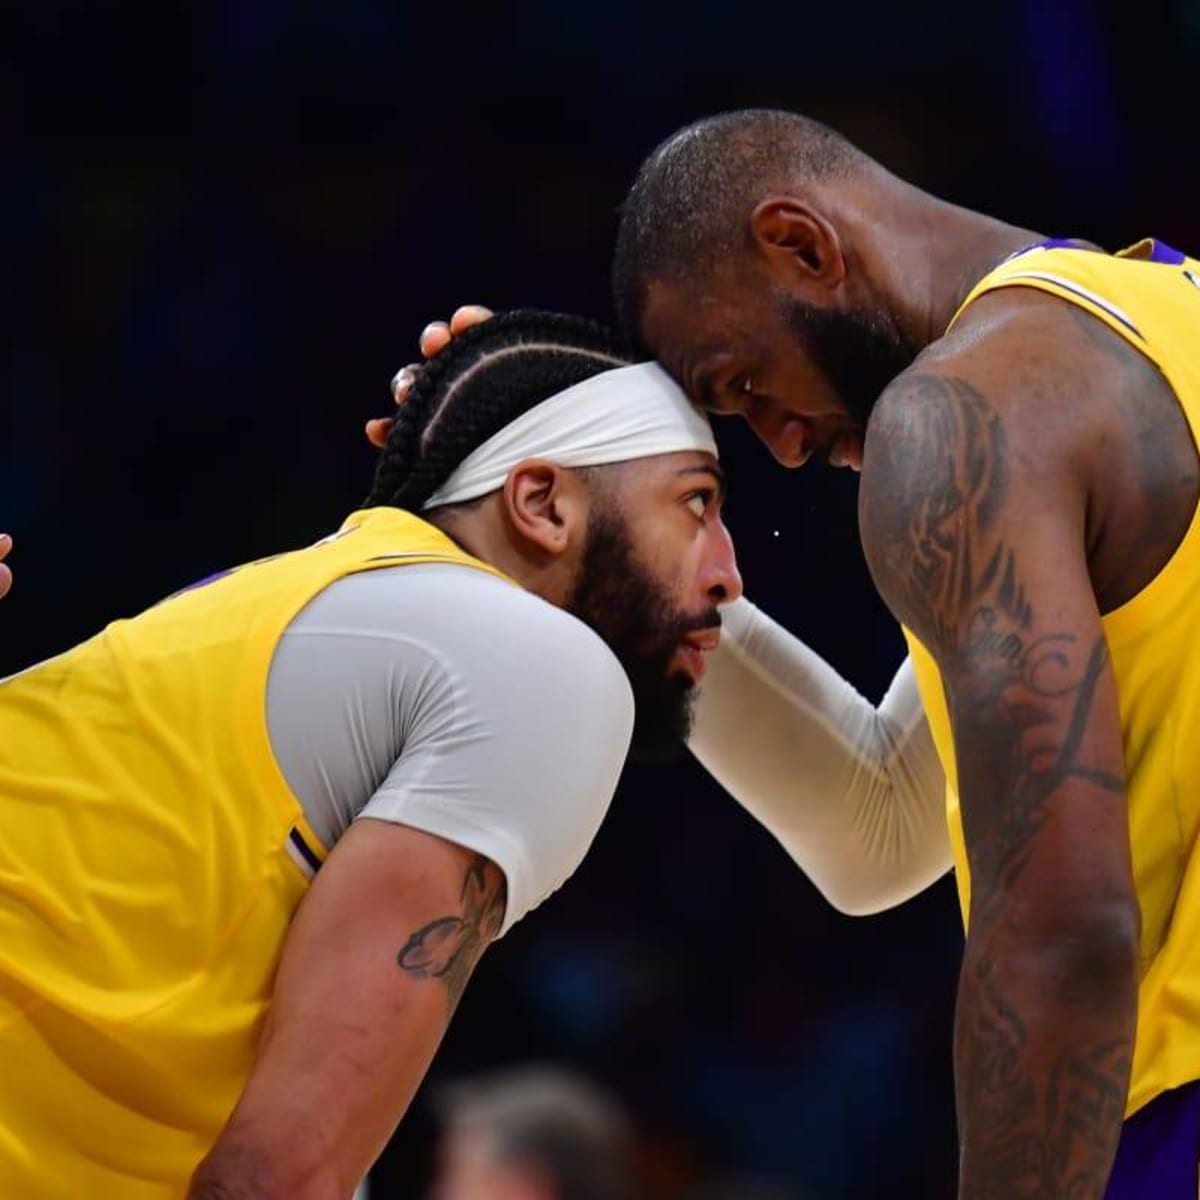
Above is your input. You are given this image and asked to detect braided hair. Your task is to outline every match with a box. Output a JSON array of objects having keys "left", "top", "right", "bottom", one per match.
[{"left": 367, "top": 310, "right": 634, "bottom": 512}]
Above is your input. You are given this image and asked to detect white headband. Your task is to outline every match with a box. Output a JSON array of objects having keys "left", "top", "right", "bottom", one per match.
[{"left": 421, "top": 361, "right": 718, "bottom": 510}]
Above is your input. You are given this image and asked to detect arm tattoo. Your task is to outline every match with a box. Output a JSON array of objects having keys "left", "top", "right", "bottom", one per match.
[
  {"left": 862, "top": 374, "right": 1135, "bottom": 1199},
  {"left": 396, "top": 854, "right": 506, "bottom": 1013}
]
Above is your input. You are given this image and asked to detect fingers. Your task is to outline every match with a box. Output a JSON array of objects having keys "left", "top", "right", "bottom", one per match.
[
  {"left": 365, "top": 417, "right": 394, "bottom": 449},
  {"left": 419, "top": 322, "right": 451, "bottom": 360},
  {"left": 382, "top": 306, "right": 494, "bottom": 433},
  {"left": 390, "top": 362, "right": 421, "bottom": 405},
  {"left": 418, "top": 306, "right": 492, "bottom": 359},
  {"left": 448, "top": 305, "right": 493, "bottom": 335}
]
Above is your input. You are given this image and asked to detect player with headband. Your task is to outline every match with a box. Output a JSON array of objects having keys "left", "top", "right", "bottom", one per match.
[
  {"left": 382, "top": 307, "right": 950, "bottom": 921},
  {"left": 0, "top": 311, "right": 740, "bottom": 1197}
]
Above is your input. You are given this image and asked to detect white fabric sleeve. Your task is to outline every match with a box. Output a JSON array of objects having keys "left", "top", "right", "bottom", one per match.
[
  {"left": 689, "top": 597, "right": 951, "bottom": 915},
  {"left": 266, "top": 564, "right": 634, "bottom": 936}
]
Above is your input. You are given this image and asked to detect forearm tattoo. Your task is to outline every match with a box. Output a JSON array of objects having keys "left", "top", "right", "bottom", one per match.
[
  {"left": 396, "top": 854, "right": 506, "bottom": 1013},
  {"left": 862, "top": 375, "right": 1136, "bottom": 1199}
]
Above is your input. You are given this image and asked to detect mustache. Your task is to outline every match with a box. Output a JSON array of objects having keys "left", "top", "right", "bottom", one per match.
[
  {"left": 635, "top": 609, "right": 722, "bottom": 664},
  {"left": 675, "top": 610, "right": 722, "bottom": 636},
  {"left": 654, "top": 610, "right": 724, "bottom": 661}
]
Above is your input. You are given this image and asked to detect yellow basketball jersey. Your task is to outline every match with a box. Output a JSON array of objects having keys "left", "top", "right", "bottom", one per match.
[
  {"left": 904, "top": 239, "right": 1200, "bottom": 1117},
  {"left": 0, "top": 507, "right": 507, "bottom": 1196}
]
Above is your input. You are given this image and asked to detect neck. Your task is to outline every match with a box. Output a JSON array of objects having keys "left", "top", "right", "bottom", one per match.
[
  {"left": 424, "top": 506, "right": 571, "bottom": 606},
  {"left": 835, "top": 171, "right": 1042, "bottom": 352}
]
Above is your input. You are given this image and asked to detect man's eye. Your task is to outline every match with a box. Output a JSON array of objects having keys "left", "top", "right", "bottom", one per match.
[{"left": 686, "top": 490, "right": 714, "bottom": 518}]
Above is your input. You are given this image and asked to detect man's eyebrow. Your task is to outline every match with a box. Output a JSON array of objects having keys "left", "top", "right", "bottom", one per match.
[{"left": 675, "top": 463, "right": 728, "bottom": 503}]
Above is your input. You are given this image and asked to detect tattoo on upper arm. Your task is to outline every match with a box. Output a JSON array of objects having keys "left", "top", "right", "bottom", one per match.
[
  {"left": 863, "top": 375, "right": 1024, "bottom": 644},
  {"left": 396, "top": 854, "right": 505, "bottom": 1013},
  {"left": 862, "top": 374, "right": 1122, "bottom": 878},
  {"left": 863, "top": 373, "right": 1133, "bottom": 1198}
]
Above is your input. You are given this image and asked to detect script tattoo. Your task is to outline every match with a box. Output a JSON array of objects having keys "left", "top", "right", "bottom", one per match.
[
  {"left": 861, "top": 374, "right": 1134, "bottom": 1199},
  {"left": 397, "top": 854, "right": 506, "bottom": 1013}
]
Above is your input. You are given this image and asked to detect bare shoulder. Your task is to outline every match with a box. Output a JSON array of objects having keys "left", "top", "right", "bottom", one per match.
[
  {"left": 908, "top": 285, "right": 1197, "bottom": 613},
  {"left": 860, "top": 275, "right": 1199, "bottom": 634},
  {"left": 916, "top": 286, "right": 1144, "bottom": 449},
  {"left": 857, "top": 297, "right": 1100, "bottom": 645},
  {"left": 860, "top": 284, "right": 1140, "bottom": 535}
]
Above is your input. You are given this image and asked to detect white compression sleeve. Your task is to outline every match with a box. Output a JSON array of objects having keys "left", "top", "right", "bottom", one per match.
[{"left": 689, "top": 598, "right": 951, "bottom": 915}]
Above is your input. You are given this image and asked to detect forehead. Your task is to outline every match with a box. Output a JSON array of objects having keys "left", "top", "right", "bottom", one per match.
[
  {"left": 612, "top": 449, "right": 724, "bottom": 496},
  {"left": 641, "top": 278, "right": 732, "bottom": 345},
  {"left": 639, "top": 277, "right": 763, "bottom": 377}
]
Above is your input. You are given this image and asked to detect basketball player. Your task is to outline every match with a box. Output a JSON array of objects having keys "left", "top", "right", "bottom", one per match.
[
  {"left": 0, "top": 311, "right": 741, "bottom": 1198},
  {"left": 385, "top": 313, "right": 950, "bottom": 919},
  {"left": 612, "top": 110, "right": 1200, "bottom": 1199},
  {"left": 394, "top": 110, "right": 1200, "bottom": 1196}
]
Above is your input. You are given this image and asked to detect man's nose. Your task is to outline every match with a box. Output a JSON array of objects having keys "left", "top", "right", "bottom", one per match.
[
  {"left": 704, "top": 520, "right": 743, "bottom": 605},
  {"left": 745, "top": 399, "right": 812, "bottom": 468}
]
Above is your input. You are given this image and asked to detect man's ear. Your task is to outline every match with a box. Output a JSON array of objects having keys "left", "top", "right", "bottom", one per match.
[
  {"left": 502, "top": 459, "right": 588, "bottom": 557},
  {"left": 750, "top": 196, "right": 846, "bottom": 288}
]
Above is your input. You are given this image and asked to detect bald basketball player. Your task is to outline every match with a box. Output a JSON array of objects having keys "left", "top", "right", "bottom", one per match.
[
  {"left": 613, "top": 111, "right": 1200, "bottom": 1200},
  {"left": 390, "top": 108, "right": 1200, "bottom": 1197},
  {"left": 0, "top": 311, "right": 741, "bottom": 1199}
]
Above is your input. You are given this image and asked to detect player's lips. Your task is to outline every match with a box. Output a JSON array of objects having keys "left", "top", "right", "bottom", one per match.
[{"left": 676, "top": 628, "right": 721, "bottom": 682}]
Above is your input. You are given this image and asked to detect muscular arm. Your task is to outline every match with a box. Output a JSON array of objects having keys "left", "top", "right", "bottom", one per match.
[
  {"left": 188, "top": 820, "right": 505, "bottom": 1199},
  {"left": 860, "top": 351, "right": 1139, "bottom": 1197},
  {"left": 689, "top": 599, "right": 950, "bottom": 913}
]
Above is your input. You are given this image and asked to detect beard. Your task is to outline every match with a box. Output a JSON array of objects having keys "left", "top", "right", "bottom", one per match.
[
  {"left": 567, "top": 509, "right": 720, "bottom": 761},
  {"left": 784, "top": 294, "right": 918, "bottom": 428}
]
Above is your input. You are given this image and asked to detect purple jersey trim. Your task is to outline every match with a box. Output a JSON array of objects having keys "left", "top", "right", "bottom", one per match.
[
  {"left": 1104, "top": 1081, "right": 1200, "bottom": 1199},
  {"left": 1144, "top": 239, "right": 1186, "bottom": 265},
  {"left": 1007, "top": 237, "right": 1091, "bottom": 261},
  {"left": 1011, "top": 237, "right": 1186, "bottom": 266}
]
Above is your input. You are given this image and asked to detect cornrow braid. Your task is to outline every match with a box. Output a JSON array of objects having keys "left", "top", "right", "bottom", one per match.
[{"left": 367, "top": 310, "right": 635, "bottom": 512}]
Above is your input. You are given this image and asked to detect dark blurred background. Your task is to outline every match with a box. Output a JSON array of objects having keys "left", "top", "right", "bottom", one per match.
[{"left": 4, "top": 2, "right": 1198, "bottom": 1196}]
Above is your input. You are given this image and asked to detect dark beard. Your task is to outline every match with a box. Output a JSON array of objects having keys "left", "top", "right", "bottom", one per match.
[
  {"left": 784, "top": 295, "right": 917, "bottom": 427},
  {"left": 567, "top": 510, "right": 717, "bottom": 761}
]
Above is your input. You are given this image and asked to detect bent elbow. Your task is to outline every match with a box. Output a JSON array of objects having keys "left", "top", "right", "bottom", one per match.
[
  {"left": 1007, "top": 898, "right": 1142, "bottom": 1005},
  {"left": 799, "top": 837, "right": 950, "bottom": 918},
  {"left": 806, "top": 868, "right": 916, "bottom": 918},
  {"left": 1065, "top": 901, "right": 1141, "bottom": 995}
]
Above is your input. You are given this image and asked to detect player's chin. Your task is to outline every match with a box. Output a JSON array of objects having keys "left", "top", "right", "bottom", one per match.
[{"left": 670, "top": 644, "right": 708, "bottom": 685}]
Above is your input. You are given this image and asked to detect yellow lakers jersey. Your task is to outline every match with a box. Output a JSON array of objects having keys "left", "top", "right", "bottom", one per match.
[
  {"left": 0, "top": 507, "right": 506, "bottom": 1197},
  {"left": 904, "top": 238, "right": 1200, "bottom": 1117}
]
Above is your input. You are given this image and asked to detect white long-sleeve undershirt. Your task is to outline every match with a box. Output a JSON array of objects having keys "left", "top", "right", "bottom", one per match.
[{"left": 689, "top": 598, "right": 952, "bottom": 915}]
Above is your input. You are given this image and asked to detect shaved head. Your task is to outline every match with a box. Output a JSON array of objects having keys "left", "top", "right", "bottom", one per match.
[{"left": 612, "top": 109, "right": 869, "bottom": 338}]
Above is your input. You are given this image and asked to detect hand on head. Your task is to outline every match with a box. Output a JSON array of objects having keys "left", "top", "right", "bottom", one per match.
[{"left": 365, "top": 305, "right": 494, "bottom": 449}]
